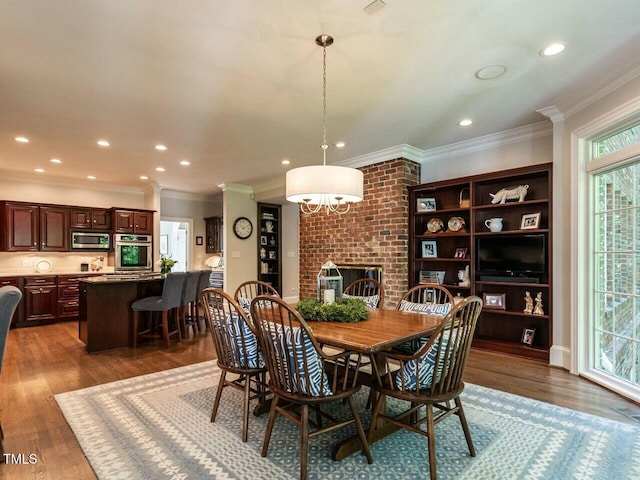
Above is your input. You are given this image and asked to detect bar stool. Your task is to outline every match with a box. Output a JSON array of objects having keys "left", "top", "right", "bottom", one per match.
[
  {"left": 193, "top": 269, "right": 212, "bottom": 331},
  {"left": 132, "top": 272, "right": 185, "bottom": 347},
  {"left": 180, "top": 271, "right": 201, "bottom": 337}
]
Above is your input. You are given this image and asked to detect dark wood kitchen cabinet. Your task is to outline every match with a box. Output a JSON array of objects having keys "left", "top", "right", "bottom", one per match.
[
  {"left": 57, "top": 275, "right": 83, "bottom": 319},
  {"left": 70, "top": 208, "right": 111, "bottom": 230},
  {"left": 23, "top": 276, "right": 58, "bottom": 323},
  {"left": 0, "top": 202, "right": 68, "bottom": 252},
  {"left": 112, "top": 209, "right": 154, "bottom": 234},
  {"left": 0, "top": 276, "right": 20, "bottom": 325},
  {"left": 204, "top": 216, "right": 223, "bottom": 254}
]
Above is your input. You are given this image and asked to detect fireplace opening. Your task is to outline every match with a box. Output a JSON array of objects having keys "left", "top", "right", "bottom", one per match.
[{"left": 336, "top": 264, "right": 383, "bottom": 289}]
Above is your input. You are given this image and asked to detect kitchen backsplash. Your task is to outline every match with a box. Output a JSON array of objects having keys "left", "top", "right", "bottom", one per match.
[{"left": 0, "top": 252, "right": 116, "bottom": 275}]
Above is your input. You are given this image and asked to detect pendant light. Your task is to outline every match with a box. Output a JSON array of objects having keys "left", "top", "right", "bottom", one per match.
[{"left": 285, "top": 34, "right": 364, "bottom": 214}]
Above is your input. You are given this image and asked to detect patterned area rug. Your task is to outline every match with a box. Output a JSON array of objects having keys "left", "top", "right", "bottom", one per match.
[{"left": 55, "top": 361, "right": 640, "bottom": 480}]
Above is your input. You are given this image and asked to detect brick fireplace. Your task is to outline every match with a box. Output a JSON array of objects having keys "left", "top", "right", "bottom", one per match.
[{"left": 298, "top": 158, "right": 420, "bottom": 308}]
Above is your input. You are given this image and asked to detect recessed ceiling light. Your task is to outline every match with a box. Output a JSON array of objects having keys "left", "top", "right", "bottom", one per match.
[
  {"left": 50, "top": 158, "right": 62, "bottom": 164},
  {"left": 540, "top": 43, "right": 565, "bottom": 56},
  {"left": 155, "top": 167, "right": 166, "bottom": 172},
  {"left": 139, "top": 175, "right": 149, "bottom": 180},
  {"left": 179, "top": 160, "right": 190, "bottom": 166},
  {"left": 458, "top": 119, "right": 473, "bottom": 127},
  {"left": 474, "top": 65, "right": 507, "bottom": 80},
  {"left": 15, "top": 136, "right": 29, "bottom": 143},
  {"left": 155, "top": 144, "right": 167, "bottom": 151},
  {"left": 34, "top": 168, "right": 44, "bottom": 173},
  {"left": 281, "top": 159, "right": 290, "bottom": 165},
  {"left": 335, "top": 141, "right": 346, "bottom": 148},
  {"left": 97, "top": 140, "right": 110, "bottom": 147},
  {"left": 87, "top": 175, "right": 96, "bottom": 180}
]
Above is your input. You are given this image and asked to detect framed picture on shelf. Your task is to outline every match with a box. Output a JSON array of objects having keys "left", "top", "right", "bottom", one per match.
[
  {"left": 268, "top": 250, "right": 276, "bottom": 259},
  {"left": 521, "top": 328, "right": 535, "bottom": 346},
  {"left": 421, "top": 240, "right": 438, "bottom": 258},
  {"left": 260, "top": 235, "right": 267, "bottom": 246},
  {"left": 520, "top": 212, "right": 541, "bottom": 230},
  {"left": 483, "top": 293, "right": 506, "bottom": 310},
  {"left": 417, "top": 198, "right": 437, "bottom": 212},
  {"left": 419, "top": 270, "right": 446, "bottom": 285},
  {"left": 454, "top": 247, "right": 467, "bottom": 258}
]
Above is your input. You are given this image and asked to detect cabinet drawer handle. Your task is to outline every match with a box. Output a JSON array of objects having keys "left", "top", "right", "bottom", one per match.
[
  {"left": 68, "top": 302, "right": 78, "bottom": 306},
  {"left": 35, "top": 279, "right": 46, "bottom": 283}
]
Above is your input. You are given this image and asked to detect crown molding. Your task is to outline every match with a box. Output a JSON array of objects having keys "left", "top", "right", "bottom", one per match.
[
  {"left": 160, "top": 188, "right": 221, "bottom": 203},
  {"left": 421, "top": 121, "right": 552, "bottom": 163},
  {"left": 536, "top": 106, "right": 565, "bottom": 124},
  {"left": 217, "top": 182, "right": 254, "bottom": 194},
  {"left": 251, "top": 176, "right": 285, "bottom": 195},
  {"left": 337, "top": 144, "right": 423, "bottom": 168},
  {"left": 0, "top": 169, "right": 145, "bottom": 195},
  {"left": 560, "top": 61, "right": 640, "bottom": 120}
]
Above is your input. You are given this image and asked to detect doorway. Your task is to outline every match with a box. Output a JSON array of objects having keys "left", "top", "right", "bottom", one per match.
[{"left": 160, "top": 220, "right": 190, "bottom": 272}]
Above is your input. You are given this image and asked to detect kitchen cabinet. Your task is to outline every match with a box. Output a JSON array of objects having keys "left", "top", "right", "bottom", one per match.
[
  {"left": 23, "top": 276, "right": 58, "bottom": 323},
  {"left": 112, "top": 209, "right": 154, "bottom": 234},
  {"left": 204, "top": 216, "right": 223, "bottom": 254},
  {"left": 70, "top": 208, "right": 111, "bottom": 230},
  {"left": 57, "top": 275, "right": 83, "bottom": 319},
  {"left": 0, "top": 202, "right": 68, "bottom": 252}
]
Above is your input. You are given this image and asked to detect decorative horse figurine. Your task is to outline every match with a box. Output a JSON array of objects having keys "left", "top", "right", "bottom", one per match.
[{"left": 489, "top": 184, "right": 529, "bottom": 204}]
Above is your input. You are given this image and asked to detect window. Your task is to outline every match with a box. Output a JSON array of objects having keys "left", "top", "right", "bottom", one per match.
[
  {"left": 591, "top": 162, "right": 640, "bottom": 384},
  {"left": 593, "top": 124, "right": 640, "bottom": 158}
]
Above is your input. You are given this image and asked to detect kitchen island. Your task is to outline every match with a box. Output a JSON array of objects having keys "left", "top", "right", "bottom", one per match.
[{"left": 79, "top": 274, "right": 164, "bottom": 353}]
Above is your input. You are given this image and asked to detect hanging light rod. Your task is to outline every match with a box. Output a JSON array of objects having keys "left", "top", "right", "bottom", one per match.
[{"left": 285, "top": 34, "right": 364, "bottom": 215}]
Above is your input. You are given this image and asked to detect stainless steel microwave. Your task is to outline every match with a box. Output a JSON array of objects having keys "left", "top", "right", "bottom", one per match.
[{"left": 71, "top": 231, "right": 110, "bottom": 250}]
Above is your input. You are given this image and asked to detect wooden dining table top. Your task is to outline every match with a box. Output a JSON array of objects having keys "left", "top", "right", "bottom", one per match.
[{"left": 306, "top": 308, "right": 443, "bottom": 354}]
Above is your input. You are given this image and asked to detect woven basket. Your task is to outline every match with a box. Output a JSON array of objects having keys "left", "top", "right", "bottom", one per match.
[{"left": 459, "top": 188, "right": 470, "bottom": 208}]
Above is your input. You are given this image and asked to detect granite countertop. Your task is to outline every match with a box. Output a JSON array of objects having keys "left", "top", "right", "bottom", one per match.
[{"left": 81, "top": 273, "right": 166, "bottom": 284}]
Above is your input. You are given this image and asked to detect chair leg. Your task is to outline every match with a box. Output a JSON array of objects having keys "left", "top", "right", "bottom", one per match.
[
  {"left": 426, "top": 404, "right": 437, "bottom": 480},
  {"left": 455, "top": 397, "right": 476, "bottom": 457},
  {"left": 347, "top": 396, "right": 373, "bottom": 464},
  {"left": 133, "top": 311, "right": 139, "bottom": 347},
  {"left": 261, "top": 395, "right": 279, "bottom": 458},
  {"left": 367, "top": 390, "right": 385, "bottom": 442},
  {"left": 161, "top": 311, "right": 171, "bottom": 347},
  {"left": 242, "top": 374, "right": 251, "bottom": 442},
  {"left": 211, "top": 371, "right": 227, "bottom": 423},
  {"left": 300, "top": 404, "right": 309, "bottom": 480}
]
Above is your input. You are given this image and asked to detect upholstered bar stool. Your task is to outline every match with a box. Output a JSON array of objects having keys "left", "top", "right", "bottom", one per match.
[
  {"left": 132, "top": 272, "right": 185, "bottom": 347},
  {"left": 180, "top": 271, "right": 200, "bottom": 337},
  {"left": 193, "top": 270, "right": 211, "bottom": 331},
  {"left": 0, "top": 286, "right": 22, "bottom": 460}
]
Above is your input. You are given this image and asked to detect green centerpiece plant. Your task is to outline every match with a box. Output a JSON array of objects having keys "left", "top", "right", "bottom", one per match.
[
  {"left": 296, "top": 297, "right": 369, "bottom": 323},
  {"left": 159, "top": 255, "right": 177, "bottom": 274}
]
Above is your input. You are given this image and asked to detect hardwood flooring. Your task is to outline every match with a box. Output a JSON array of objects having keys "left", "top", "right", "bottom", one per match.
[{"left": 1, "top": 320, "right": 639, "bottom": 479}]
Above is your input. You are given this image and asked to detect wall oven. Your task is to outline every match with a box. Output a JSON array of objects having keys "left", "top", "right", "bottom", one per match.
[
  {"left": 114, "top": 234, "right": 153, "bottom": 272},
  {"left": 71, "top": 231, "right": 110, "bottom": 250}
]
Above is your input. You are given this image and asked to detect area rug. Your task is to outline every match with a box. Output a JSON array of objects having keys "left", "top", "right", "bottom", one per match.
[{"left": 55, "top": 361, "right": 640, "bottom": 480}]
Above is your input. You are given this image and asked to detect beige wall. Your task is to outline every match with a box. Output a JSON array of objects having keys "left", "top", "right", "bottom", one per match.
[
  {"left": 220, "top": 184, "right": 258, "bottom": 294},
  {"left": 280, "top": 203, "right": 300, "bottom": 303}
]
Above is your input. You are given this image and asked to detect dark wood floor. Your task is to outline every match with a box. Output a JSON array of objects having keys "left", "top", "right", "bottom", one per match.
[{"left": 1, "top": 320, "right": 639, "bottom": 479}]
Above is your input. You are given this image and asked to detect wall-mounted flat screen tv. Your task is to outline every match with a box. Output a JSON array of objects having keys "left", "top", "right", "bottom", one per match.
[{"left": 476, "top": 234, "right": 546, "bottom": 275}]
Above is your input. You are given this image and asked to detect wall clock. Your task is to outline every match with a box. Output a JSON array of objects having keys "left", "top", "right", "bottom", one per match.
[{"left": 233, "top": 217, "right": 253, "bottom": 239}]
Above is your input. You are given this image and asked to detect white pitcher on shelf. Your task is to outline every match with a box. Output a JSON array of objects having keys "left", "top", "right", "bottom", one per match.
[{"left": 484, "top": 217, "right": 503, "bottom": 232}]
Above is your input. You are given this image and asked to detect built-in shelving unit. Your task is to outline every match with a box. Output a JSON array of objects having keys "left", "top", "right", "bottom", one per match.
[
  {"left": 409, "top": 163, "right": 552, "bottom": 362},
  {"left": 257, "top": 202, "right": 282, "bottom": 295}
]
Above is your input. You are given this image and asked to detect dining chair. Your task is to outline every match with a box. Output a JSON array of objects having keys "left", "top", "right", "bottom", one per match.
[
  {"left": 234, "top": 280, "right": 280, "bottom": 313},
  {"left": 250, "top": 295, "right": 373, "bottom": 480},
  {"left": 179, "top": 270, "right": 201, "bottom": 337},
  {"left": 0, "top": 286, "right": 22, "bottom": 461},
  {"left": 343, "top": 278, "right": 385, "bottom": 308},
  {"left": 394, "top": 283, "right": 456, "bottom": 354},
  {"left": 132, "top": 272, "right": 185, "bottom": 347},
  {"left": 368, "top": 295, "right": 483, "bottom": 480},
  {"left": 200, "top": 288, "right": 269, "bottom": 442}
]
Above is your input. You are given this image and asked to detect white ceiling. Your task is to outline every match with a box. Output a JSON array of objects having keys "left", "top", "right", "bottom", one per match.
[{"left": 2, "top": 0, "right": 640, "bottom": 195}]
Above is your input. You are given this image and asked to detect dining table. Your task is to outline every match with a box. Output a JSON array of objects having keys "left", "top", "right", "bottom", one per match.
[{"left": 306, "top": 307, "right": 444, "bottom": 461}]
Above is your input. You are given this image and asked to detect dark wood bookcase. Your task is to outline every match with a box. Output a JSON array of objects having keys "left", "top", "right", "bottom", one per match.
[
  {"left": 257, "top": 202, "right": 282, "bottom": 295},
  {"left": 408, "top": 163, "right": 552, "bottom": 361}
]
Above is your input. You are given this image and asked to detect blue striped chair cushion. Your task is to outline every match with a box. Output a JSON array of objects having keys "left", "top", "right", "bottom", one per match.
[
  {"left": 342, "top": 293, "right": 380, "bottom": 308},
  {"left": 226, "top": 313, "right": 264, "bottom": 369},
  {"left": 395, "top": 337, "right": 450, "bottom": 391},
  {"left": 395, "top": 301, "right": 451, "bottom": 354},
  {"left": 270, "top": 325, "right": 332, "bottom": 397}
]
